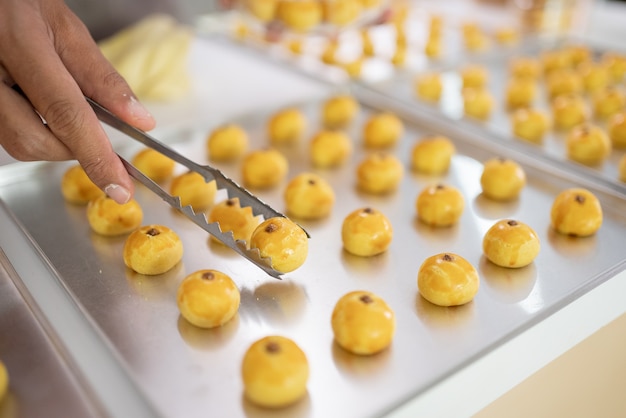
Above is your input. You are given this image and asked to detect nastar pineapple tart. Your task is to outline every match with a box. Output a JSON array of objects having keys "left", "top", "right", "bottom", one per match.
[
  {"left": 416, "top": 184, "right": 465, "bottom": 227},
  {"left": 309, "top": 130, "right": 353, "bottom": 168},
  {"left": 284, "top": 173, "right": 335, "bottom": 219},
  {"left": 60, "top": 164, "right": 105, "bottom": 205},
  {"left": 241, "top": 148, "right": 288, "bottom": 189},
  {"left": 131, "top": 148, "right": 175, "bottom": 182},
  {"left": 87, "top": 195, "right": 143, "bottom": 236},
  {"left": 208, "top": 198, "right": 259, "bottom": 244},
  {"left": 480, "top": 158, "right": 526, "bottom": 201},
  {"left": 169, "top": 171, "right": 217, "bottom": 211},
  {"left": 268, "top": 108, "right": 307, "bottom": 144},
  {"left": 410, "top": 135, "right": 455, "bottom": 175},
  {"left": 483, "top": 219, "right": 540, "bottom": 268},
  {"left": 249, "top": 217, "right": 308, "bottom": 273},
  {"left": 123, "top": 225, "right": 184, "bottom": 275},
  {"left": 206, "top": 124, "right": 249, "bottom": 162},
  {"left": 417, "top": 253, "right": 479, "bottom": 307},
  {"left": 356, "top": 153, "right": 404, "bottom": 194},
  {"left": 550, "top": 188, "right": 603, "bottom": 237}
]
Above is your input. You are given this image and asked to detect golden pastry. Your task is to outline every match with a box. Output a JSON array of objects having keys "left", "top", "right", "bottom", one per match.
[
  {"left": 460, "top": 64, "right": 488, "bottom": 89},
  {"left": 321, "top": 40, "right": 338, "bottom": 65},
  {"left": 462, "top": 22, "right": 488, "bottom": 52},
  {"left": 608, "top": 111, "right": 626, "bottom": 148},
  {"left": 424, "top": 34, "right": 442, "bottom": 59},
  {"left": 546, "top": 69, "right": 583, "bottom": 99},
  {"left": 208, "top": 198, "right": 259, "bottom": 244},
  {"left": 417, "top": 252, "right": 479, "bottom": 307},
  {"left": 416, "top": 184, "right": 464, "bottom": 227},
  {"left": 566, "top": 45, "right": 591, "bottom": 67},
  {"left": 362, "top": 112, "right": 404, "bottom": 148},
  {"left": 0, "top": 360, "right": 7, "bottom": 402},
  {"left": 601, "top": 52, "right": 626, "bottom": 83},
  {"left": 207, "top": 124, "right": 249, "bottom": 162},
  {"left": 592, "top": 87, "right": 626, "bottom": 119},
  {"left": 619, "top": 154, "right": 626, "bottom": 182},
  {"left": 287, "top": 38, "right": 304, "bottom": 54},
  {"left": 284, "top": 173, "right": 335, "bottom": 219},
  {"left": 60, "top": 164, "right": 105, "bottom": 205},
  {"left": 242, "top": 149, "right": 289, "bottom": 189},
  {"left": 414, "top": 72, "right": 443, "bottom": 101},
  {"left": 565, "top": 124, "right": 611, "bottom": 165},
  {"left": 483, "top": 219, "right": 540, "bottom": 268},
  {"left": 428, "top": 14, "right": 443, "bottom": 38},
  {"left": 177, "top": 269, "right": 240, "bottom": 328},
  {"left": 356, "top": 152, "right": 404, "bottom": 194},
  {"left": 360, "top": 28, "right": 375, "bottom": 56},
  {"left": 550, "top": 188, "right": 603, "bottom": 237},
  {"left": 170, "top": 171, "right": 217, "bottom": 211},
  {"left": 541, "top": 49, "right": 572, "bottom": 75},
  {"left": 341, "top": 207, "right": 393, "bottom": 256},
  {"left": 505, "top": 77, "right": 537, "bottom": 109},
  {"left": 241, "top": 335, "right": 309, "bottom": 408},
  {"left": 123, "top": 225, "right": 183, "bottom": 275},
  {"left": 511, "top": 108, "right": 550, "bottom": 143},
  {"left": 342, "top": 57, "right": 363, "bottom": 78},
  {"left": 578, "top": 62, "right": 610, "bottom": 93},
  {"left": 480, "top": 158, "right": 526, "bottom": 201},
  {"left": 494, "top": 27, "right": 519, "bottom": 45},
  {"left": 509, "top": 56, "right": 541, "bottom": 79},
  {"left": 551, "top": 94, "right": 588, "bottom": 130},
  {"left": 391, "top": 44, "right": 407, "bottom": 67},
  {"left": 462, "top": 88, "right": 494, "bottom": 120},
  {"left": 245, "top": 0, "right": 279, "bottom": 22},
  {"left": 87, "top": 196, "right": 143, "bottom": 236},
  {"left": 322, "top": 95, "right": 359, "bottom": 128},
  {"left": 131, "top": 148, "right": 175, "bottom": 182},
  {"left": 322, "top": 0, "right": 362, "bottom": 26},
  {"left": 309, "top": 130, "right": 353, "bottom": 167},
  {"left": 249, "top": 217, "right": 308, "bottom": 273},
  {"left": 410, "top": 135, "right": 455, "bottom": 175},
  {"left": 331, "top": 290, "right": 396, "bottom": 355},
  {"left": 268, "top": 108, "right": 307, "bottom": 145},
  {"left": 277, "top": 0, "right": 322, "bottom": 32}
]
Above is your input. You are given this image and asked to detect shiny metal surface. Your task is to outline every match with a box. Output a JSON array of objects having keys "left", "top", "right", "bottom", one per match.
[
  {"left": 1, "top": 97, "right": 625, "bottom": 418},
  {"left": 0, "top": 249, "right": 102, "bottom": 418}
]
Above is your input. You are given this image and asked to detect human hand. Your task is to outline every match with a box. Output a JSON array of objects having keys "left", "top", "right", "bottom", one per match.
[{"left": 0, "top": 0, "right": 156, "bottom": 204}]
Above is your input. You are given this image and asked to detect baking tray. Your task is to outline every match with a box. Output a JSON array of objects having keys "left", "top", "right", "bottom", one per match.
[
  {"left": 1, "top": 94, "right": 625, "bottom": 418},
  {"left": 356, "top": 36, "right": 626, "bottom": 199}
]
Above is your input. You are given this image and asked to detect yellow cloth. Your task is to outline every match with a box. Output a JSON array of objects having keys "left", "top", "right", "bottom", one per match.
[{"left": 98, "top": 14, "right": 193, "bottom": 102}]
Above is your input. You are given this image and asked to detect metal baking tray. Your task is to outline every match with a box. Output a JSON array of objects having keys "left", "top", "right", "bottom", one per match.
[
  {"left": 356, "top": 36, "right": 626, "bottom": 199},
  {"left": 1, "top": 95, "right": 625, "bottom": 418}
]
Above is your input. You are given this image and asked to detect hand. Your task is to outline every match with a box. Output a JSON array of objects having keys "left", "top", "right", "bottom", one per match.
[{"left": 0, "top": 0, "right": 156, "bottom": 203}]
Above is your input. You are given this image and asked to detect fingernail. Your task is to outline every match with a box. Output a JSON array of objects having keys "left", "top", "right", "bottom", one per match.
[
  {"left": 105, "top": 184, "right": 131, "bottom": 204},
  {"left": 127, "top": 96, "right": 154, "bottom": 123}
]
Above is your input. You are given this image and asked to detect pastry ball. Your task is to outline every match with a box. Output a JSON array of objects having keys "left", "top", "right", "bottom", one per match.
[
  {"left": 619, "top": 154, "right": 626, "bottom": 182},
  {"left": 592, "top": 87, "right": 626, "bottom": 120},
  {"left": 414, "top": 72, "right": 443, "bottom": 101},
  {"left": 541, "top": 49, "right": 572, "bottom": 76},
  {"left": 341, "top": 207, "right": 393, "bottom": 257},
  {"left": 550, "top": 188, "right": 603, "bottom": 237},
  {"left": 208, "top": 198, "right": 260, "bottom": 244},
  {"left": 509, "top": 56, "right": 541, "bottom": 79},
  {"left": 177, "top": 269, "right": 240, "bottom": 328},
  {"left": 417, "top": 253, "right": 479, "bottom": 307},
  {"left": 460, "top": 64, "right": 488, "bottom": 89},
  {"left": 320, "top": 40, "right": 338, "bottom": 65},
  {"left": 131, "top": 148, "right": 176, "bottom": 182},
  {"left": 483, "top": 219, "right": 540, "bottom": 268},
  {"left": 608, "top": 111, "right": 626, "bottom": 148},
  {"left": 495, "top": 27, "right": 519, "bottom": 45},
  {"left": 356, "top": 153, "right": 404, "bottom": 194},
  {"left": 505, "top": 77, "right": 537, "bottom": 109},
  {"left": 512, "top": 108, "right": 550, "bottom": 143},
  {"left": 391, "top": 45, "right": 407, "bottom": 67},
  {"left": 342, "top": 57, "right": 364, "bottom": 78},
  {"left": 245, "top": 0, "right": 278, "bottom": 21},
  {"left": 410, "top": 135, "right": 455, "bottom": 174},
  {"left": 309, "top": 130, "right": 353, "bottom": 168},
  {"left": 331, "top": 290, "right": 396, "bottom": 355},
  {"left": 241, "top": 336, "right": 309, "bottom": 408},
  {"left": 322, "top": 0, "right": 362, "bottom": 26},
  {"left": 268, "top": 108, "right": 307, "bottom": 145},
  {"left": 424, "top": 35, "right": 442, "bottom": 58},
  {"left": 602, "top": 52, "right": 626, "bottom": 83},
  {"left": 566, "top": 45, "right": 592, "bottom": 67},
  {"left": 546, "top": 69, "right": 583, "bottom": 99},
  {"left": 362, "top": 113, "right": 404, "bottom": 148},
  {"left": 123, "top": 225, "right": 183, "bottom": 275},
  {"left": 87, "top": 195, "right": 143, "bottom": 236},
  {"left": 463, "top": 88, "right": 494, "bottom": 120},
  {"left": 551, "top": 94, "right": 588, "bottom": 130},
  {"left": 578, "top": 62, "right": 610, "bottom": 94},
  {"left": 277, "top": 0, "right": 322, "bottom": 32},
  {"left": 416, "top": 184, "right": 464, "bottom": 227},
  {"left": 207, "top": 124, "right": 249, "bottom": 162},
  {"left": 250, "top": 217, "right": 308, "bottom": 273},
  {"left": 566, "top": 124, "right": 611, "bottom": 165},
  {"left": 242, "top": 149, "right": 288, "bottom": 189},
  {"left": 0, "top": 359, "right": 8, "bottom": 403},
  {"left": 60, "top": 164, "right": 104, "bottom": 205},
  {"left": 322, "top": 95, "right": 359, "bottom": 128},
  {"left": 480, "top": 158, "right": 526, "bottom": 201},
  {"left": 284, "top": 173, "right": 335, "bottom": 219},
  {"left": 170, "top": 171, "right": 217, "bottom": 211}
]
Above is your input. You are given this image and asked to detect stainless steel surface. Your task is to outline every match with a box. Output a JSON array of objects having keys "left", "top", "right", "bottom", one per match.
[
  {"left": 1, "top": 96, "right": 626, "bottom": 418},
  {"left": 0, "top": 249, "right": 101, "bottom": 418},
  {"left": 88, "top": 97, "right": 290, "bottom": 279}
]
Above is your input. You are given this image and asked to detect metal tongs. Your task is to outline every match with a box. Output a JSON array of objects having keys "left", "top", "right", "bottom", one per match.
[{"left": 87, "top": 98, "right": 300, "bottom": 279}]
